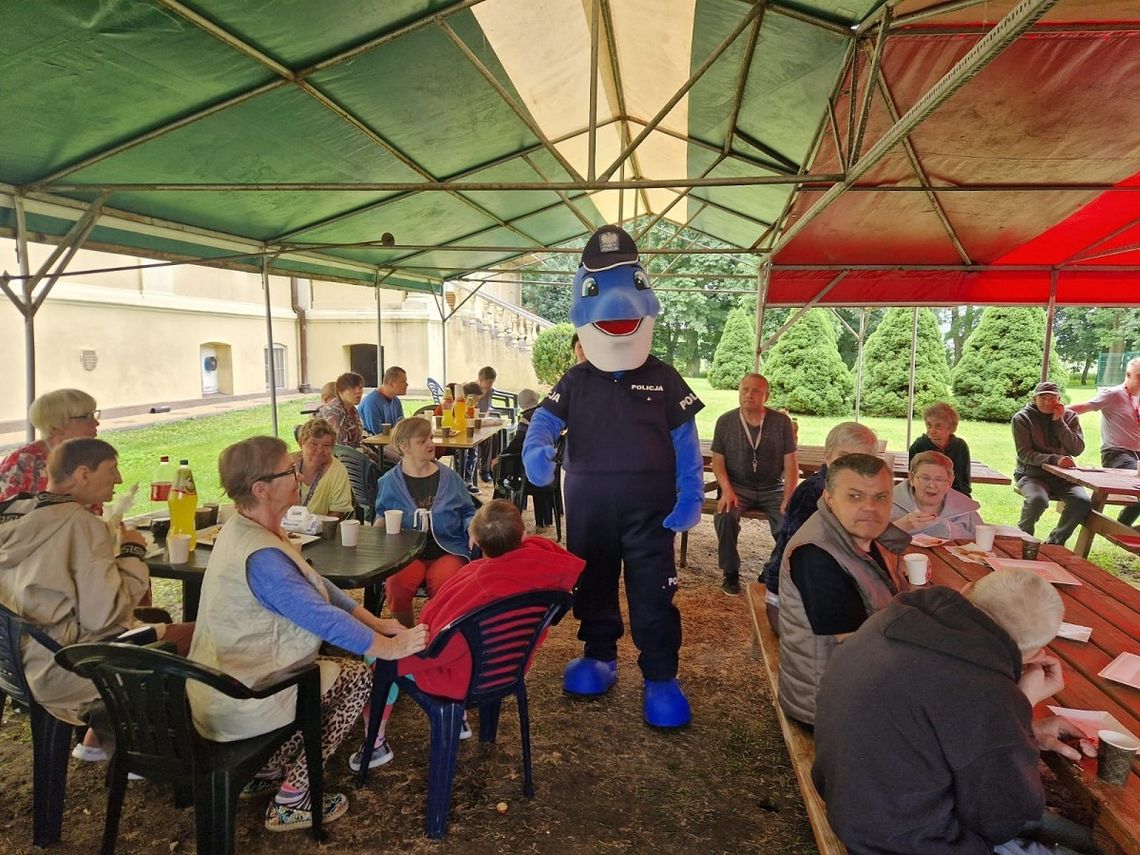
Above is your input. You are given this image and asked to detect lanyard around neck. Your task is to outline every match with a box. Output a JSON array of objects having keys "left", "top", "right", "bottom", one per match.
[{"left": 739, "top": 409, "right": 764, "bottom": 473}]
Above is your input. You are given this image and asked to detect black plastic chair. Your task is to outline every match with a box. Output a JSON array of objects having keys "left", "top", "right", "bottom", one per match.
[
  {"left": 334, "top": 443, "right": 381, "bottom": 523},
  {"left": 55, "top": 642, "right": 325, "bottom": 855},
  {"left": 492, "top": 438, "right": 565, "bottom": 541},
  {"left": 355, "top": 589, "right": 574, "bottom": 839},
  {"left": 0, "top": 602, "right": 79, "bottom": 847}
]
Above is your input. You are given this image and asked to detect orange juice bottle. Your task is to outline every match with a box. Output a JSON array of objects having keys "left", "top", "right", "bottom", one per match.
[
  {"left": 441, "top": 386, "right": 454, "bottom": 429},
  {"left": 168, "top": 459, "right": 199, "bottom": 549},
  {"left": 453, "top": 395, "right": 468, "bottom": 432}
]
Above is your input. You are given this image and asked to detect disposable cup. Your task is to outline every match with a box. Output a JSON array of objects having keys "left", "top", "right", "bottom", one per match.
[
  {"left": 876, "top": 438, "right": 888, "bottom": 453},
  {"left": 217, "top": 503, "right": 236, "bottom": 524},
  {"left": 903, "top": 553, "right": 929, "bottom": 586},
  {"left": 974, "top": 525, "right": 996, "bottom": 552},
  {"left": 1020, "top": 537, "right": 1041, "bottom": 560},
  {"left": 168, "top": 534, "right": 191, "bottom": 564},
  {"left": 1097, "top": 730, "right": 1140, "bottom": 786},
  {"left": 381, "top": 423, "right": 392, "bottom": 436},
  {"left": 150, "top": 515, "right": 171, "bottom": 542},
  {"left": 465, "top": 426, "right": 475, "bottom": 439},
  {"left": 340, "top": 519, "right": 361, "bottom": 547},
  {"left": 319, "top": 518, "right": 338, "bottom": 540},
  {"left": 384, "top": 509, "right": 404, "bottom": 535}
]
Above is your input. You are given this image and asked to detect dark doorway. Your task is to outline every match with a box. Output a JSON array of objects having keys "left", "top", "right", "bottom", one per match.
[{"left": 348, "top": 344, "right": 381, "bottom": 388}]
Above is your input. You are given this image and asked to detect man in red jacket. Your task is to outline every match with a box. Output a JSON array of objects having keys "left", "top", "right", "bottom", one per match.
[{"left": 351, "top": 500, "right": 584, "bottom": 770}]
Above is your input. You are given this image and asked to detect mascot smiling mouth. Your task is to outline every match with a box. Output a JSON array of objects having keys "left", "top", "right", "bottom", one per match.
[{"left": 593, "top": 319, "right": 642, "bottom": 336}]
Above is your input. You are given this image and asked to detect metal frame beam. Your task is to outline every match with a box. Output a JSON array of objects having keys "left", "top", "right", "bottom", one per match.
[
  {"left": 757, "top": 271, "right": 847, "bottom": 354},
  {"left": 722, "top": 5, "right": 767, "bottom": 157},
  {"left": 599, "top": 1, "right": 767, "bottom": 182},
  {"left": 770, "top": 0, "right": 1061, "bottom": 255}
]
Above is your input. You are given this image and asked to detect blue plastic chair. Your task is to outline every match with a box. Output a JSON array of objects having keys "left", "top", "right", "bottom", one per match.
[
  {"left": 355, "top": 589, "right": 574, "bottom": 838},
  {"left": 426, "top": 377, "right": 445, "bottom": 405},
  {"left": 0, "top": 602, "right": 81, "bottom": 847}
]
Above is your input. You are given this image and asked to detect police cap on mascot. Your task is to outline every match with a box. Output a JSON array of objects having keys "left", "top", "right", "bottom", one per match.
[{"left": 523, "top": 225, "right": 705, "bottom": 727}]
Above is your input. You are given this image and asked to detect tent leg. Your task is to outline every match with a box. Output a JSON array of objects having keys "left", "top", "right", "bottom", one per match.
[
  {"left": 906, "top": 308, "right": 918, "bottom": 447},
  {"left": 376, "top": 281, "right": 384, "bottom": 387},
  {"left": 15, "top": 197, "right": 34, "bottom": 442},
  {"left": 753, "top": 262, "right": 770, "bottom": 371},
  {"left": 855, "top": 308, "right": 866, "bottom": 421},
  {"left": 1041, "top": 271, "right": 1057, "bottom": 382},
  {"left": 262, "top": 255, "right": 278, "bottom": 437}
]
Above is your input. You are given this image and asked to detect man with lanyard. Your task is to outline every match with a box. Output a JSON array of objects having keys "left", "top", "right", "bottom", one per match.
[
  {"left": 710, "top": 373, "right": 798, "bottom": 596},
  {"left": 1068, "top": 355, "right": 1140, "bottom": 527}
]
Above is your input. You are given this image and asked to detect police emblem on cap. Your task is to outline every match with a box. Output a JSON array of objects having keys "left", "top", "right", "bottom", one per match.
[{"left": 582, "top": 225, "right": 639, "bottom": 271}]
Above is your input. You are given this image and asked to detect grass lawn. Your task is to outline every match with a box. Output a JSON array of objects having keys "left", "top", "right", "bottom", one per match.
[{"left": 23, "top": 382, "right": 1136, "bottom": 585}]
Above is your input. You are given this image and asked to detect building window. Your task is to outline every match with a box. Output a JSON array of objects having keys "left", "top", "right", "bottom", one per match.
[{"left": 265, "top": 344, "right": 286, "bottom": 390}]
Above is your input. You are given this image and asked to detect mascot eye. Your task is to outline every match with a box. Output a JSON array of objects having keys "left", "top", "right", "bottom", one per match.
[
  {"left": 580, "top": 277, "right": 598, "bottom": 298},
  {"left": 634, "top": 271, "right": 650, "bottom": 291}
]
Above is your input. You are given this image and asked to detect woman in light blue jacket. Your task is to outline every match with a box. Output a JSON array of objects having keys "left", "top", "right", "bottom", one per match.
[
  {"left": 891, "top": 450, "right": 982, "bottom": 541},
  {"left": 376, "top": 417, "right": 476, "bottom": 627}
]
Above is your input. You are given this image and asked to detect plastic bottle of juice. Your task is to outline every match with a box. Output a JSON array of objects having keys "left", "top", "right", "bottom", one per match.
[
  {"left": 168, "top": 459, "right": 199, "bottom": 549},
  {"left": 441, "top": 387, "right": 455, "bottom": 430},
  {"left": 464, "top": 394, "right": 477, "bottom": 430},
  {"left": 150, "top": 455, "right": 173, "bottom": 512},
  {"left": 453, "top": 394, "right": 468, "bottom": 432}
]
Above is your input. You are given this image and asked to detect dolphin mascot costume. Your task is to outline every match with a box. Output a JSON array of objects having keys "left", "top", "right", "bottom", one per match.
[{"left": 523, "top": 225, "right": 704, "bottom": 727}]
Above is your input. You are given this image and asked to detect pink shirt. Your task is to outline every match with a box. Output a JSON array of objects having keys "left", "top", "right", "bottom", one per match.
[{"left": 1084, "top": 384, "right": 1140, "bottom": 452}]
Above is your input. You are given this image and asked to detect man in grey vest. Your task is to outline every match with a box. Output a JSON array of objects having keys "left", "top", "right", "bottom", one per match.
[
  {"left": 710, "top": 373, "right": 798, "bottom": 596},
  {"left": 777, "top": 453, "right": 908, "bottom": 725}
]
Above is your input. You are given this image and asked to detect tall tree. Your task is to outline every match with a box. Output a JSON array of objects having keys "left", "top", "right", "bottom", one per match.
[
  {"left": 707, "top": 308, "right": 756, "bottom": 390},
  {"left": 763, "top": 309, "right": 853, "bottom": 415},
  {"left": 939, "top": 306, "right": 984, "bottom": 366},
  {"left": 860, "top": 308, "right": 953, "bottom": 418}
]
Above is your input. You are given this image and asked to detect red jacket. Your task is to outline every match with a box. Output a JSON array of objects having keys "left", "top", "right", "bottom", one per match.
[{"left": 398, "top": 536, "right": 584, "bottom": 698}]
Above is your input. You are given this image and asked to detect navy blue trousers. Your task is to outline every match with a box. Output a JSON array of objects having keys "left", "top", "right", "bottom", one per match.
[{"left": 564, "top": 471, "right": 681, "bottom": 681}]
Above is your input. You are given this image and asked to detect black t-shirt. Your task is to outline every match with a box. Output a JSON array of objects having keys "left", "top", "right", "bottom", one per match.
[
  {"left": 710, "top": 406, "right": 796, "bottom": 490},
  {"left": 540, "top": 356, "right": 703, "bottom": 474},
  {"left": 789, "top": 543, "right": 891, "bottom": 635},
  {"left": 405, "top": 469, "right": 443, "bottom": 560}
]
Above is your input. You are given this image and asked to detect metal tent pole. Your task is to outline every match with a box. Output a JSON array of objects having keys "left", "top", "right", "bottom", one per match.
[
  {"left": 14, "top": 197, "right": 34, "bottom": 442},
  {"left": 1041, "top": 271, "right": 1058, "bottom": 381},
  {"left": 262, "top": 254, "right": 279, "bottom": 437},
  {"left": 906, "top": 308, "right": 919, "bottom": 447},
  {"left": 754, "top": 262, "right": 770, "bottom": 370},
  {"left": 855, "top": 308, "right": 866, "bottom": 421}
]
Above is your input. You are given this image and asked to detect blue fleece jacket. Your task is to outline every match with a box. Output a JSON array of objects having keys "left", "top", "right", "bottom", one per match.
[{"left": 375, "top": 464, "right": 475, "bottom": 558}]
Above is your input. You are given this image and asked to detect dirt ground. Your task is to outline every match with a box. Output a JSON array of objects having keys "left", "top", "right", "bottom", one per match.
[{"left": 0, "top": 513, "right": 818, "bottom": 854}]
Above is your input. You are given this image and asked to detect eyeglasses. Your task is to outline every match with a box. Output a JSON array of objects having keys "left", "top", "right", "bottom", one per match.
[
  {"left": 257, "top": 467, "right": 298, "bottom": 484},
  {"left": 914, "top": 475, "right": 951, "bottom": 486},
  {"left": 69, "top": 410, "right": 100, "bottom": 421}
]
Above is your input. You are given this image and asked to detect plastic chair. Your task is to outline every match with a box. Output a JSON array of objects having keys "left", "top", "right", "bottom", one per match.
[
  {"left": 334, "top": 443, "right": 381, "bottom": 523},
  {"left": 355, "top": 589, "right": 574, "bottom": 839},
  {"left": 0, "top": 602, "right": 79, "bottom": 847},
  {"left": 55, "top": 642, "right": 325, "bottom": 855},
  {"left": 491, "top": 435, "right": 565, "bottom": 541},
  {"left": 426, "top": 377, "right": 445, "bottom": 405}
]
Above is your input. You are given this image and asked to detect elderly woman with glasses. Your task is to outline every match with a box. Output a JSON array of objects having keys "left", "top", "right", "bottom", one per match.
[
  {"left": 292, "top": 418, "right": 354, "bottom": 519},
  {"left": 188, "top": 436, "right": 427, "bottom": 833},
  {"left": 891, "top": 450, "right": 982, "bottom": 541},
  {"left": 0, "top": 388, "right": 100, "bottom": 502}
]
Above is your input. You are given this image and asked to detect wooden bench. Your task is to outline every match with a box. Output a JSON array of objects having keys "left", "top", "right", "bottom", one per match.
[
  {"left": 744, "top": 582, "right": 845, "bottom": 855},
  {"left": 677, "top": 497, "right": 770, "bottom": 567},
  {"left": 1081, "top": 508, "right": 1140, "bottom": 556}
]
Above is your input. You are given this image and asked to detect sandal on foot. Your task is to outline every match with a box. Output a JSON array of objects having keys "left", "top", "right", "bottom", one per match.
[
  {"left": 264, "top": 792, "right": 349, "bottom": 832},
  {"left": 240, "top": 776, "right": 283, "bottom": 800}
]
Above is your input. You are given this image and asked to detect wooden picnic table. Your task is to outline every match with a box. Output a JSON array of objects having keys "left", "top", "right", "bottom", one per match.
[
  {"left": 148, "top": 527, "right": 424, "bottom": 619},
  {"left": 698, "top": 440, "right": 1011, "bottom": 485},
  {"left": 1042, "top": 464, "right": 1140, "bottom": 558},
  {"left": 914, "top": 536, "right": 1140, "bottom": 854}
]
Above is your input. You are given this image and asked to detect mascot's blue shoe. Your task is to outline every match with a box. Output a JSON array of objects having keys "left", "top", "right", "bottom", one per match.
[
  {"left": 643, "top": 679, "right": 692, "bottom": 728},
  {"left": 563, "top": 657, "right": 617, "bottom": 696}
]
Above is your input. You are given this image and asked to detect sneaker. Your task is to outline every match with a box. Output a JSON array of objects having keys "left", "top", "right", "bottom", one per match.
[
  {"left": 264, "top": 792, "right": 349, "bottom": 833},
  {"left": 72, "top": 743, "right": 108, "bottom": 763},
  {"left": 466, "top": 483, "right": 480, "bottom": 495},
  {"left": 480, "top": 470, "right": 493, "bottom": 483},
  {"left": 348, "top": 739, "right": 394, "bottom": 772},
  {"left": 459, "top": 717, "right": 472, "bottom": 740},
  {"left": 721, "top": 577, "right": 741, "bottom": 596},
  {"left": 240, "top": 776, "right": 283, "bottom": 800}
]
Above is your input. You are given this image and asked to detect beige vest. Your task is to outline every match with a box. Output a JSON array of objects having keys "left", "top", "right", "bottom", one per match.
[
  {"left": 187, "top": 513, "right": 330, "bottom": 742},
  {"left": 777, "top": 500, "right": 905, "bottom": 724}
]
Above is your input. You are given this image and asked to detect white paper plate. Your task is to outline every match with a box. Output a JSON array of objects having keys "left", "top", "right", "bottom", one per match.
[
  {"left": 1099, "top": 652, "right": 1140, "bottom": 690},
  {"left": 909, "top": 534, "right": 948, "bottom": 548},
  {"left": 1047, "top": 706, "right": 1137, "bottom": 742},
  {"left": 987, "top": 557, "right": 1082, "bottom": 586}
]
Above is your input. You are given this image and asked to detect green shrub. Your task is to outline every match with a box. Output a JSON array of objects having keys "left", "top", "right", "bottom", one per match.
[
  {"left": 707, "top": 307, "right": 756, "bottom": 390},
  {"left": 860, "top": 308, "right": 952, "bottom": 418},
  {"left": 531, "top": 323, "right": 577, "bottom": 386},
  {"left": 764, "top": 309, "right": 853, "bottom": 415},
  {"left": 951, "top": 307, "right": 1068, "bottom": 422}
]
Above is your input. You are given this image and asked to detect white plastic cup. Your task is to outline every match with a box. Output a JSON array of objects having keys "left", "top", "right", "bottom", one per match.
[
  {"left": 217, "top": 503, "right": 236, "bottom": 524},
  {"left": 974, "top": 525, "right": 996, "bottom": 552},
  {"left": 384, "top": 509, "right": 404, "bottom": 535},
  {"left": 168, "top": 533, "right": 191, "bottom": 564},
  {"left": 340, "top": 519, "right": 361, "bottom": 547},
  {"left": 876, "top": 438, "right": 888, "bottom": 453},
  {"left": 903, "top": 553, "right": 929, "bottom": 586}
]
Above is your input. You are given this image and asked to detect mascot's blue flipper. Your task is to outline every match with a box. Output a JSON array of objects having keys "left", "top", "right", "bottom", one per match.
[
  {"left": 522, "top": 408, "right": 565, "bottom": 487},
  {"left": 662, "top": 420, "right": 703, "bottom": 532}
]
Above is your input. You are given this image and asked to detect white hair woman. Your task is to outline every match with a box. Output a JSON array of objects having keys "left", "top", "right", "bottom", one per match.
[
  {"left": 187, "top": 436, "right": 427, "bottom": 832},
  {"left": 891, "top": 450, "right": 982, "bottom": 540},
  {"left": 0, "top": 388, "right": 99, "bottom": 502}
]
